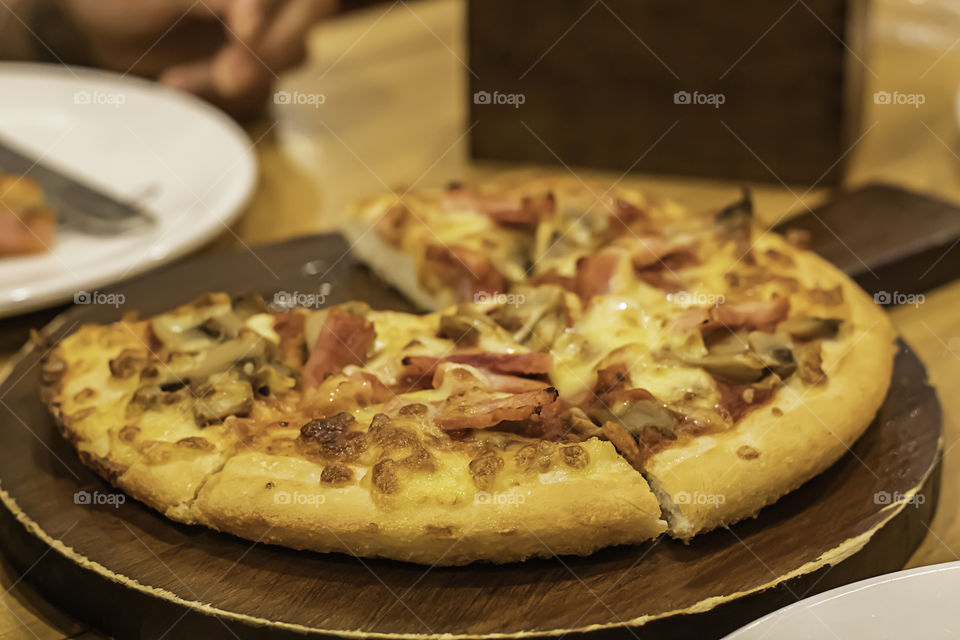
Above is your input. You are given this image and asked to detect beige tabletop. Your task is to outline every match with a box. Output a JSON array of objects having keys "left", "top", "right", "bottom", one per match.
[{"left": 4, "top": 0, "right": 960, "bottom": 637}]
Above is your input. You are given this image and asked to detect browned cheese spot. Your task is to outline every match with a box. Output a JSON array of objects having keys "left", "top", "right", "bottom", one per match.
[
  {"left": 300, "top": 412, "right": 367, "bottom": 461},
  {"left": 371, "top": 459, "right": 401, "bottom": 494},
  {"left": 69, "top": 407, "right": 95, "bottom": 423},
  {"left": 109, "top": 349, "right": 148, "bottom": 379},
  {"left": 73, "top": 388, "right": 97, "bottom": 403},
  {"left": 368, "top": 413, "right": 415, "bottom": 448},
  {"left": 320, "top": 463, "right": 354, "bottom": 486},
  {"left": 400, "top": 444, "right": 435, "bottom": 471},
  {"left": 795, "top": 341, "right": 826, "bottom": 385},
  {"left": 469, "top": 452, "right": 505, "bottom": 491},
  {"left": 808, "top": 285, "right": 844, "bottom": 306},
  {"left": 176, "top": 436, "right": 214, "bottom": 451},
  {"left": 118, "top": 424, "right": 140, "bottom": 443},
  {"left": 737, "top": 445, "right": 760, "bottom": 460},
  {"left": 764, "top": 248, "right": 794, "bottom": 267},
  {"left": 514, "top": 441, "right": 555, "bottom": 473},
  {"left": 560, "top": 444, "right": 590, "bottom": 469},
  {"left": 398, "top": 403, "right": 428, "bottom": 416}
]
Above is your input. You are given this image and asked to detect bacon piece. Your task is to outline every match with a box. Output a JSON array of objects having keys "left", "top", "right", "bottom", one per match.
[
  {"left": 585, "top": 363, "right": 656, "bottom": 408},
  {"left": 0, "top": 177, "right": 56, "bottom": 256},
  {"left": 437, "top": 387, "right": 559, "bottom": 431},
  {"left": 346, "top": 370, "right": 394, "bottom": 405},
  {"left": 624, "top": 236, "right": 672, "bottom": 269},
  {"left": 429, "top": 364, "right": 550, "bottom": 394},
  {"left": 574, "top": 246, "right": 629, "bottom": 302},
  {"left": 423, "top": 244, "right": 505, "bottom": 302},
  {"left": 593, "top": 363, "right": 630, "bottom": 396},
  {"left": 704, "top": 297, "right": 790, "bottom": 335},
  {"left": 0, "top": 206, "right": 55, "bottom": 255},
  {"left": 398, "top": 352, "right": 552, "bottom": 393},
  {"left": 273, "top": 311, "right": 306, "bottom": 369},
  {"left": 602, "top": 387, "right": 656, "bottom": 407},
  {"left": 601, "top": 421, "right": 645, "bottom": 470},
  {"left": 302, "top": 308, "right": 376, "bottom": 390},
  {"left": 480, "top": 372, "right": 550, "bottom": 393},
  {"left": 605, "top": 198, "right": 648, "bottom": 235},
  {"left": 669, "top": 307, "right": 711, "bottom": 334},
  {"left": 403, "top": 352, "right": 551, "bottom": 378},
  {"left": 443, "top": 188, "right": 555, "bottom": 226}
]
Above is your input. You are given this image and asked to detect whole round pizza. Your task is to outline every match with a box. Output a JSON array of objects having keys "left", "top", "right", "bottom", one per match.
[{"left": 41, "top": 175, "right": 895, "bottom": 565}]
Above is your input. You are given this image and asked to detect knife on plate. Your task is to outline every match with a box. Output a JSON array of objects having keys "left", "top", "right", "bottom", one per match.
[{"left": 0, "top": 136, "right": 155, "bottom": 235}]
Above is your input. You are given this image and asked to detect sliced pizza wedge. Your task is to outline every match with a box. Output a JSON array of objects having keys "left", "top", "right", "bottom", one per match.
[{"left": 43, "top": 293, "right": 667, "bottom": 565}]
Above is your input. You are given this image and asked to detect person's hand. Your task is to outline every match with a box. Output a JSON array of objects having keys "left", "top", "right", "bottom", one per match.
[{"left": 55, "top": 0, "right": 337, "bottom": 119}]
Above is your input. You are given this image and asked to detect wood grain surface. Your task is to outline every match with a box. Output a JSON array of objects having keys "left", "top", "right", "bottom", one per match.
[{"left": 3, "top": 0, "right": 960, "bottom": 637}]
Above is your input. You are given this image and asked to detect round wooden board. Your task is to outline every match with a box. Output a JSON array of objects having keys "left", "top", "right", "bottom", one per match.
[{"left": 0, "top": 235, "right": 943, "bottom": 640}]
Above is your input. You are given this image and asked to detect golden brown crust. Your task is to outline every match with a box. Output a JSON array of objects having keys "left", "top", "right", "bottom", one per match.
[{"left": 191, "top": 439, "right": 665, "bottom": 565}]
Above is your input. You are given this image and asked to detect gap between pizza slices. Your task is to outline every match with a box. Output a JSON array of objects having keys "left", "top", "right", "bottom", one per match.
[{"left": 40, "top": 175, "right": 895, "bottom": 565}]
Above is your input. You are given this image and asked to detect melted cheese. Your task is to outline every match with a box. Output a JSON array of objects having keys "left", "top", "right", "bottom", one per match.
[{"left": 551, "top": 289, "right": 715, "bottom": 406}]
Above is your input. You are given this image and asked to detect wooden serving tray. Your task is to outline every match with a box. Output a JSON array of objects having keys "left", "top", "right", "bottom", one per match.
[{"left": 0, "top": 235, "right": 942, "bottom": 639}]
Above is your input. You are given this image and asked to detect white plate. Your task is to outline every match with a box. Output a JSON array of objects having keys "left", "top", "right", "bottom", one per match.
[
  {"left": 725, "top": 561, "right": 960, "bottom": 639},
  {"left": 0, "top": 62, "right": 256, "bottom": 318}
]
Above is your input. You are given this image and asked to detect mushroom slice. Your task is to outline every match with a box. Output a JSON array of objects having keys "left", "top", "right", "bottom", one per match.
[
  {"left": 681, "top": 330, "right": 797, "bottom": 384},
  {"left": 491, "top": 284, "right": 567, "bottom": 349},
  {"left": 778, "top": 316, "right": 842, "bottom": 341},
  {"left": 151, "top": 293, "right": 237, "bottom": 351},
  {"left": 565, "top": 407, "right": 603, "bottom": 440},
  {"left": 246, "top": 363, "right": 296, "bottom": 396},
  {"left": 747, "top": 331, "right": 797, "bottom": 379},
  {"left": 437, "top": 307, "right": 506, "bottom": 347},
  {"left": 690, "top": 351, "right": 769, "bottom": 385},
  {"left": 795, "top": 340, "right": 827, "bottom": 385},
  {"left": 192, "top": 370, "right": 254, "bottom": 426},
  {"left": 146, "top": 330, "right": 271, "bottom": 386},
  {"left": 591, "top": 394, "right": 677, "bottom": 440}
]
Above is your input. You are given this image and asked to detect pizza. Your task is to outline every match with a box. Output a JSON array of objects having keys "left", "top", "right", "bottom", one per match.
[{"left": 40, "top": 175, "right": 895, "bottom": 565}]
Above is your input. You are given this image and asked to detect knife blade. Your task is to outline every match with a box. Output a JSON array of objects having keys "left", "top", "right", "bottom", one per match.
[{"left": 0, "top": 136, "right": 155, "bottom": 235}]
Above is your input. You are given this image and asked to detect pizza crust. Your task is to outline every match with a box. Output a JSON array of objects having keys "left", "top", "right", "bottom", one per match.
[
  {"left": 343, "top": 217, "right": 453, "bottom": 311},
  {"left": 191, "top": 439, "right": 666, "bottom": 565},
  {"left": 644, "top": 250, "right": 896, "bottom": 539}
]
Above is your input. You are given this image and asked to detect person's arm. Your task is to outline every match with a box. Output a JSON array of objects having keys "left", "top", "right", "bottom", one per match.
[{"left": 0, "top": 0, "right": 337, "bottom": 120}]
